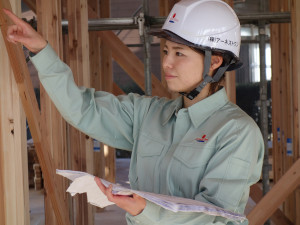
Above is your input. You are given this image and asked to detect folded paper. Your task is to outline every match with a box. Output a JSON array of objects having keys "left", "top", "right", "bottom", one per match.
[{"left": 56, "top": 169, "right": 246, "bottom": 223}]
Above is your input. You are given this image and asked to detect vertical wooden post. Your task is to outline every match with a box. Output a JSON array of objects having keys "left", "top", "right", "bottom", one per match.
[
  {"left": 296, "top": 189, "right": 300, "bottom": 225},
  {"left": 0, "top": 1, "right": 29, "bottom": 224},
  {"left": 88, "top": 0, "right": 106, "bottom": 183},
  {"left": 291, "top": 0, "right": 300, "bottom": 222},
  {"left": 0, "top": 135, "right": 5, "bottom": 224},
  {"left": 65, "top": 0, "right": 94, "bottom": 224},
  {"left": 99, "top": 0, "right": 116, "bottom": 183},
  {"left": 35, "top": 0, "right": 69, "bottom": 224},
  {"left": 270, "top": 0, "right": 282, "bottom": 183}
]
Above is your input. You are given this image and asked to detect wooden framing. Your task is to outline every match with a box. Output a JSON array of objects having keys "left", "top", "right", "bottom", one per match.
[
  {"left": 2, "top": 0, "right": 300, "bottom": 224},
  {"left": 98, "top": 0, "right": 116, "bottom": 184},
  {"left": 248, "top": 158, "right": 300, "bottom": 225},
  {"left": 88, "top": 0, "right": 106, "bottom": 185},
  {"left": 65, "top": 0, "right": 94, "bottom": 224},
  {"left": 249, "top": 184, "right": 293, "bottom": 225},
  {"left": 88, "top": 3, "right": 171, "bottom": 98},
  {"left": 35, "top": 0, "right": 70, "bottom": 224},
  {"left": 0, "top": 2, "right": 29, "bottom": 225},
  {"left": 94, "top": 30, "right": 171, "bottom": 98},
  {"left": 266, "top": 0, "right": 300, "bottom": 224},
  {"left": 0, "top": 0, "right": 71, "bottom": 224},
  {"left": 291, "top": 0, "right": 300, "bottom": 223},
  {"left": 0, "top": 139, "right": 5, "bottom": 224}
]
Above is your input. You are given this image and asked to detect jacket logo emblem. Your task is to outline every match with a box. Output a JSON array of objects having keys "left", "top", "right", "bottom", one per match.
[
  {"left": 169, "top": 13, "right": 178, "bottom": 23},
  {"left": 196, "top": 135, "right": 208, "bottom": 143}
]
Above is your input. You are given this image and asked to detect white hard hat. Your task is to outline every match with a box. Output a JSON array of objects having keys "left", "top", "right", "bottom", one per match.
[
  {"left": 151, "top": 0, "right": 242, "bottom": 100},
  {"left": 152, "top": 0, "right": 241, "bottom": 60}
]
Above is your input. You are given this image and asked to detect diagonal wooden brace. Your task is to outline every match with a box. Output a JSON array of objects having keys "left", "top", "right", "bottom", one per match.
[
  {"left": 0, "top": 1, "right": 70, "bottom": 225},
  {"left": 248, "top": 158, "right": 300, "bottom": 225}
]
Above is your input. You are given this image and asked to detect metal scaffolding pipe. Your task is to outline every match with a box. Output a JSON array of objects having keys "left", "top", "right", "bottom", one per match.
[
  {"left": 61, "top": 12, "right": 291, "bottom": 31},
  {"left": 142, "top": 0, "right": 152, "bottom": 96},
  {"left": 258, "top": 19, "right": 271, "bottom": 225}
]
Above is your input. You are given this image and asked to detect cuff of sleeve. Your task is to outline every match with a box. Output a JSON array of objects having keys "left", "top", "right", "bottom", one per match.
[
  {"left": 30, "top": 43, "right": 60, "bottom": 72},
  {"left": 132, "top": 200, "right": 157, "bottom": 223}
]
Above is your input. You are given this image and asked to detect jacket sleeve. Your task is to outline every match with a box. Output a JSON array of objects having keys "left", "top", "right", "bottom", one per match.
[
  {"left": 30, "top": 44, "right": 149, "bottom": 151},
  {"left": 127, "top": 116, "right": 264, "bottom": 225}
]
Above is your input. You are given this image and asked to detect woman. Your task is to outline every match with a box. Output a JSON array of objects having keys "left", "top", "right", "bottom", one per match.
[{"left": 3, "top": 0, "right": 264, "bottom": 224}]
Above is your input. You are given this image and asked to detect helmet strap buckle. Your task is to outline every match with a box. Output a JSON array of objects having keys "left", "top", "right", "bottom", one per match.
[{"left": 180, "top": 51, "right": 235, "bottom": 100}]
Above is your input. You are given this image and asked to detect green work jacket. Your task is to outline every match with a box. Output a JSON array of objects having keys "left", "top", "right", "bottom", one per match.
[{"left": 31, "top": 44, "right": 264, "bottom": 225}]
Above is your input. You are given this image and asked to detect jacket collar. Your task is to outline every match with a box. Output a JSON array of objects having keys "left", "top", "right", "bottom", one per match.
[{"left": 162, "top": 88, "right": 229, "bottom": 127}]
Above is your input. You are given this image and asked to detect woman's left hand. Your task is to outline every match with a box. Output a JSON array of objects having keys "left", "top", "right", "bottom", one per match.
[{"left": 94, "top": 177, "right": 146, "bottom": 216}]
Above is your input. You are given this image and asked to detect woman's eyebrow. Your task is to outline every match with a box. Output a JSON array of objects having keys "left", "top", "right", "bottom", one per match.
[
  {"left": 164, "top": 44, "right": 185, "bottom": 50},
  {"left": 172, "top": 46, "right": 185, "bottom": 50}
]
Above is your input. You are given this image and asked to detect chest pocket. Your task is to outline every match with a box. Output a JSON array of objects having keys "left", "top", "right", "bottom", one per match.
[
  {"left": 136, "top": 134, "right": 165, "bottom": 191},
  {"left": 171, "top": 145, "right": 215, "bottom": 198}
]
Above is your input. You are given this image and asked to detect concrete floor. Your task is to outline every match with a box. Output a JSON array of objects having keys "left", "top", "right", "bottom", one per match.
[{"left": 30, "top": 158, "right": 131, "bottom": 225}]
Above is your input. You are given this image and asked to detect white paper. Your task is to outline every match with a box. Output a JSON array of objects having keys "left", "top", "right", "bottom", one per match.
[{"left": 56, "top": 169, "right": 246, "bottom": 223}]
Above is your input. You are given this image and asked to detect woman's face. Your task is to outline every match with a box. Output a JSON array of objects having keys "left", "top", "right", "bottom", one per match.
[{"left": 162, "top": 40, "right": 205, "bottom": 93}]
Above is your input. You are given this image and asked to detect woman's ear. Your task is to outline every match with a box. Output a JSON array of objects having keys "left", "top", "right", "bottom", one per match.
[{"left": 210, "top": 55, "right": 223, "bottom": 71}]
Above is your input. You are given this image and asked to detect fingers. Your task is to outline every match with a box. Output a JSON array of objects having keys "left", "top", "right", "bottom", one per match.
[
  {"left": 94, "top": 178, "right": 125, "bottom": 202},
  {"left": 2, "top": 8, "right": 27, "bottom": 26},
  {"left": 6, "top": 24, "right": 23, "bottom": 42},
  {"left": 94, "top": 177, "right": 107, "bottom": 193}
]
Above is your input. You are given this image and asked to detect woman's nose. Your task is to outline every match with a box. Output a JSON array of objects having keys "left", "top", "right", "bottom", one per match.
[{"left": 162, "top": 55, "right": 173, "bottom": 70}]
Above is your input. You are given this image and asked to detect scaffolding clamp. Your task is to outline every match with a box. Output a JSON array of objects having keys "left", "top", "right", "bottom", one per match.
[{"left": 137, "top": 13, "right": 145, "bottom": 36}]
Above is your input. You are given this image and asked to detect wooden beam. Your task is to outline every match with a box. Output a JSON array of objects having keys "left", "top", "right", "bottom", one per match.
[
  {"left": 95, "top": 30, "right": 171, "bottom": 98},
  {"left": 0, "top": 1, "right": 71, "bottom": 225},
  {"left": 249, "top": 184, "right": 293, "bottom": 225},
  {"left": 291, "top": 0, "right": 300, "bottom": 223},
  {"left": 66, "top": 0, "right": 94, "bottom": 224},
  {"left": 291, "top": 0, "right": 300, "bottom": 169},
  {"left": 113, "top": 82, "right": 125, "bottom": 95},
  {"left": 247, "top": 158, "right": 300, "bottom": 225},
  {"left": 98, "top": 0, "right": 116, "bottom": 184},
  {"left": 0, "top": 133, "right": 5, "bottom": 224},
  {"left": 35, "top": 0, "right": 69, "bottom": 224},
  {"left": 296, "top": 188, "right": 300, "bottom": 225},
  {"left": 88, "top": 2, "right": 106, "bottom": 189},
  {"left": 0, "top": 2, "right": 29, "bottom": 222},
  {"left": 270, "top": 21, "right": 282, "bottom": 183}
]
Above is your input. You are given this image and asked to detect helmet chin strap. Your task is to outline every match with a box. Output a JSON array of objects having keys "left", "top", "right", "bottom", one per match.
[{"left": 179, "top": 50, "right": 234, "bottom": 100}]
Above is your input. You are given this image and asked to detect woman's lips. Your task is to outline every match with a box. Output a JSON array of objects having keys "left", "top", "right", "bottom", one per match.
[{"left": 165, "top": 74, "right": 176, "bottom": 80}]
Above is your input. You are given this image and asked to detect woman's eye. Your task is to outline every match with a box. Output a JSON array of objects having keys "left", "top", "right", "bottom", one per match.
[
  {"left": 176, "top": 52, "right": 184, "bottom": 56},
  {"left": 163, "top": 49, "right": 168, "bottom": 55}
]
